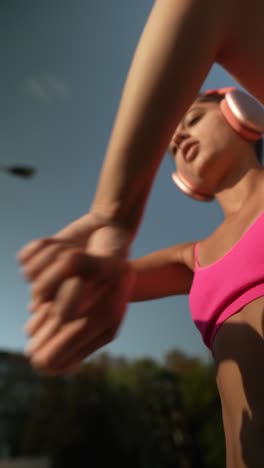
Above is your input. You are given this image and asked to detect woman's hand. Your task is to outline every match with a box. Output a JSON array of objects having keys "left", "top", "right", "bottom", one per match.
[
  {"left": 23, "top": 262, "right": 135, "bottom": 375},
  {"left": 17, "top": 213, "right": 131, "bottom": 313},
  {"left": 17, "top": 213, "right": 135, "bottom": 373}
]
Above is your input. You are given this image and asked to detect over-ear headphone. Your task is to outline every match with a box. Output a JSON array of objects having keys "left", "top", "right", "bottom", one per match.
[{"left": 172, "top": 87, "right": 264, "bottom": 201}]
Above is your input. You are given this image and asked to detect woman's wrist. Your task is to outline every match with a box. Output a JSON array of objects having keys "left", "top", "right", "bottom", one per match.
[
  {"left": 89, "top": 204, "right": 136, "bottom": 245},
  {"left": 86, "top": 210, "right": 134, "bottom": 256}
]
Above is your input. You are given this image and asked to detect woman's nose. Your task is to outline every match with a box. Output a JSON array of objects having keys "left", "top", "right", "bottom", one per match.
[{"left": 170, "top": 129, "right": 189, "bottom": 154}]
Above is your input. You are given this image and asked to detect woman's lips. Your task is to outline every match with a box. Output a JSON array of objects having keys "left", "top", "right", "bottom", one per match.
[{"left": 183, "top": 142, "right": 200, "bottom": 162}]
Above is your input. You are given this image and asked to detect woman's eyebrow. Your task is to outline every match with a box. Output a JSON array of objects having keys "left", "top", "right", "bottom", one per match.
[
  {"left": 181, "top": 105, "right": 206, "bottom": 128},
  {"left": 185, "top": 105, "right": 205, "bottom": 116}
]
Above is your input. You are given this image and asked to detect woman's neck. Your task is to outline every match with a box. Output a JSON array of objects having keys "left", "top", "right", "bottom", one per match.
[{"left": 215, "top": 165, "right": 264, "bottom": 218}]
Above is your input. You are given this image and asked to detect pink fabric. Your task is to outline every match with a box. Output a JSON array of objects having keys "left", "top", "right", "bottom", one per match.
[{"left": 189, "top": 211, "right": 264, "bottom": 349}]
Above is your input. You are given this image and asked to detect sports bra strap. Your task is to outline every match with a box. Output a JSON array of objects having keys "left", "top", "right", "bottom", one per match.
[{"left": 194, "top": 243, "right": 200, "bottom": 269}]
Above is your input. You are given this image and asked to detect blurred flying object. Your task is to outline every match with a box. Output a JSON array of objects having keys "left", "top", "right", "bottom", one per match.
[{"left": 0, "top": 165, "right": 36, "bottom": 179}]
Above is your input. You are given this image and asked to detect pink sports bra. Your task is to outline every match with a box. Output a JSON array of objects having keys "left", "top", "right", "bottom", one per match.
[{"left": 189, "top": 211, "right": 264, "bottom": 349}]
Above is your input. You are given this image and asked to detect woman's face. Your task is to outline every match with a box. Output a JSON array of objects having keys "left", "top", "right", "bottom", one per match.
[{"left": 169, "top": 100, "right": 245, "bottom": 194}]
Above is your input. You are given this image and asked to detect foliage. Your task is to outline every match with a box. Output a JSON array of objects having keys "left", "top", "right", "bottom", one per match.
[{"left": 0, "top": 349, "right": 225, "bottom": 467}]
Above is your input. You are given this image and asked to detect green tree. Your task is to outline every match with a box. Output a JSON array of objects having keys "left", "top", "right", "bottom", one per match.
[
  {"left": 164, "top": 350, "right": 225, "bottom": 467},
  {"left": 1, "top": 348, "right": 226, "bottom": 467},
  {"left": 0, "top": 351, "right": 42, "bottom": 457}
]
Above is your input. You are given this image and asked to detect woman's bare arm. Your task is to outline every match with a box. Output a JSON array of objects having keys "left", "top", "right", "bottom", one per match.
[
  {"left": 91, "top": 0, "right": 230, "bottom": 239},
  {"left": 129, "top": 241, "right": 196, "bottom": 301}
]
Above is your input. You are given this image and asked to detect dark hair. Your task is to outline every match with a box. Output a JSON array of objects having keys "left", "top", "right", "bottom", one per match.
[{"left": 196, "top": 93, "right": 263, "bottom": 163}]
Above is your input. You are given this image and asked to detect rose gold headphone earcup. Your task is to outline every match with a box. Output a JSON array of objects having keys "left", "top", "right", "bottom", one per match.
[
  {"left": 171, "top": 172, "right": 214, "bottom": 202},
  {"left": 220, "top": 93, "right": 264, "bottom": 141}
]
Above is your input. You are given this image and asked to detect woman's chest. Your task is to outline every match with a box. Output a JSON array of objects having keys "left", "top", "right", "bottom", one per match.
[{"left": 198, "top": 207, "right": 264, "bottom": 268}]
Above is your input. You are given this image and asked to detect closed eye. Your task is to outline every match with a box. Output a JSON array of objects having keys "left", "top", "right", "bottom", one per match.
[{"left": 187, "top": 114, "right": 202, "bottom": 126}]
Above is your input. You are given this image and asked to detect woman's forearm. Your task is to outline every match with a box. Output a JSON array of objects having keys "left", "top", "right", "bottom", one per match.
[{"left": 91, "top": 0, "right": 228, "bottom": 238}]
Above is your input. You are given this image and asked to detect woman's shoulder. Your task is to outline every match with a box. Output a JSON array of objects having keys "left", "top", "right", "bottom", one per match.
[{"left": 178, "top": 240, "right": 200, "bottom": 272}]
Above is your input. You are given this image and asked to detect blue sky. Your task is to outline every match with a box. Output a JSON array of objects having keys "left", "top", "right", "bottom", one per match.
[{"left": 0, "top": 1, "right": 249, "bottom": 364}]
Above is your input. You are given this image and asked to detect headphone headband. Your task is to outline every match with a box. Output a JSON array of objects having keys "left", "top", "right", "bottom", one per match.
[{"left": 204, "top": 86, "right": 236, "bottom": 96}]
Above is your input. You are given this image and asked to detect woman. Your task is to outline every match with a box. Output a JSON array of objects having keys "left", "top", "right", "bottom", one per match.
[{"left": 19, "top": 87, "right": 264, "bottom": 466}]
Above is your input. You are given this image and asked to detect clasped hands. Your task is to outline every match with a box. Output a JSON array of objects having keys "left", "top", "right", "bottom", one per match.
[{"left": 16, "top": 213, "right": 135, "bottom": 375}]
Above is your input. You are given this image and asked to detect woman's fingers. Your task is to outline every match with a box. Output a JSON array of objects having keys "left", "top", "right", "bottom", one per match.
[
  {"left": 21, "top": 243, "right": 69, "bottom": 281},
  {"left": 27, "top": 259, "right": 113, "bottom": 322},
  {"left": 24, "top": 302, "right": 52, "bottom": 334},
  {"left": 28, "top": 316, "right": 93, "bottom": 369},
  {"left": 29, "top": 276, "right": 101, "bottom": 322},
  {"left": 51, "top": 277, "right": 89, "bottom": 320},
  {"left": 29, "top": 324, "right": 116, "bottom": 375},
  {"left": 30, "top": 250, "right": 96, "bottom": 302},
  {"left": 26, "top": 278, "right": 122, "bottom": 370},
  {"left": 26, "top": 267, "right": 134, "bottom": 373},
  {"left": 23, "top": 254, "right": 134, "bottom": 375},
  {"left": 52, "top": 275, "right": 111, "bottom": 320},
  {"left": 25, "top": 314, "right": 63, "bottom": 355},
  {"left": 56, "top": 324, "right": 117, "bottom": 370},
  {"left": 25, "top": 294, "right": 108, "bottom": 364},
  {"left": 30, "top": 250, "right": 115, "bottom": 305},
  {"left": 17, "top": 238, "right": 57, "bottom": 264},
  {"left": 27, "top": 298, "right": 44, "bottom": 313}
]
